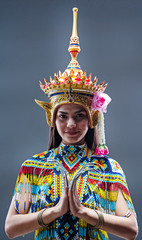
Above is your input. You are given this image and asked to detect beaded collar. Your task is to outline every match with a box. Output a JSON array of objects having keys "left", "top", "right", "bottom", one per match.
[
  {"left": 53, "top": 142, "right": 91, "bottom": 174},
  {"left": 60, "top": 142, "right": 86, "bottom": 156}
]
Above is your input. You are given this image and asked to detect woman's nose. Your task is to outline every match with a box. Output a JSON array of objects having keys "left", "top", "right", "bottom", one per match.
[{"left": 67, "top": 117, "right": 76, "bottom": 128}]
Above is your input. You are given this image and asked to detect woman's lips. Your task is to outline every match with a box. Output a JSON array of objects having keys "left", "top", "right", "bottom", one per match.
[{"left": 65, "top": 131, "right": 79, "bottom": 135}]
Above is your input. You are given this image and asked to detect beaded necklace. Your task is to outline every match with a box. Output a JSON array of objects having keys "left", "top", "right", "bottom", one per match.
[{"left": 53, "top": 143, "right": 92, "bottom": 175}]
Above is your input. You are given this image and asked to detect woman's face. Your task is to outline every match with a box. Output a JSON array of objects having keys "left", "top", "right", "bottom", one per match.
[{"left": 55, "top": 104, "right": 89, "bottom": 145}]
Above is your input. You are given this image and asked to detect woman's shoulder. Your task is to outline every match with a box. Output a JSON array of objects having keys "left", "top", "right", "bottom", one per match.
[
  {"left": 15, "top": 149, "right": 56, "bottom": 183},
  {"left": 21, "top": 148, "right": 54, "bottom": 168},
  {"left": 91, "top": 152, "right": 125, "bottom": 176}
]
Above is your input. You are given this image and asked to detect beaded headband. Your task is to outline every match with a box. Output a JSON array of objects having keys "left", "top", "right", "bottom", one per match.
[{"left": 35, "top": 8, "right": 111, "bottom": 155}]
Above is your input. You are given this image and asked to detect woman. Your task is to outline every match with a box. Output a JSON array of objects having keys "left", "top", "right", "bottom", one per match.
[{"left": 5, "top": 7, "right": 138, "bottom": 240}]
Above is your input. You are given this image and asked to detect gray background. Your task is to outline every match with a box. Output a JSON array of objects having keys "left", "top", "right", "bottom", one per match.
[{"left": 1, "top": 0, "right": 142, "bottom": 239}]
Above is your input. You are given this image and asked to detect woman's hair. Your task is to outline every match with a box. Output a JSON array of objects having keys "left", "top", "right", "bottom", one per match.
[{"left": 48, "top": 126, "right": 99, "bottom": 150}]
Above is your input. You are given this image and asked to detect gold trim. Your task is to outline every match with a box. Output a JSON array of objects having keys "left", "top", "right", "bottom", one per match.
[{"left": 35, "top": 99, "right": 52, "bottom": 127}]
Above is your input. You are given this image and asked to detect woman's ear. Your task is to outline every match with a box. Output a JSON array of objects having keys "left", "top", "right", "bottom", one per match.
[{"left": 92, "top": 111, "right": 99, "bottom": 127}]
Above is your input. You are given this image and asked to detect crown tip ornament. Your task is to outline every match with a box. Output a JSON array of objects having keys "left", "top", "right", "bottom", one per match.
[
  {"left": 67, "top": 7, "right": 82, "bottom": 74},
  {"left": 36, "top": 8, "right": 112, "bottom": 156}
]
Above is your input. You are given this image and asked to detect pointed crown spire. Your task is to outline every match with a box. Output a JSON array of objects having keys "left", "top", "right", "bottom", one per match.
[{"left": 66, "top": 7, "right": 82, "bottom": 73}]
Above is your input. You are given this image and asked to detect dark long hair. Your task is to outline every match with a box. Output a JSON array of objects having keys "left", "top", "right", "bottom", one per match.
[{"left": 48, "top": 126, "right": 99, "bottom": 150}]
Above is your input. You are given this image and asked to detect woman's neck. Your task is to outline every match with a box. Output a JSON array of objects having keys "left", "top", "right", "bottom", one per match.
[
  {"left": 61, "top": 142, "right": 86, "bottom": 147},
  {"left": 61, "top": 138, "right": 86, "bottom": 146}
]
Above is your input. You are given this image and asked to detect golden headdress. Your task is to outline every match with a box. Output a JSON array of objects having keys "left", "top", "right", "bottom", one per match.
[{"left": 35, "top": 8, "right": 111, "bottom": 155}]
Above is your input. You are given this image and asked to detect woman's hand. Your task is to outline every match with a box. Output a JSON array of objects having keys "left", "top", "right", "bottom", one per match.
[
  {"left": 69, "top": 179, "right": 84, "bottom": 217},
  {"left": 54, "top": 178, "right": 69, "bottom": 217}
]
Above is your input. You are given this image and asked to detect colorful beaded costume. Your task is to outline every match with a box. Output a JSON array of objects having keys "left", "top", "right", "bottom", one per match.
[{"left": 14, "top": 143, "right": 135, "bottom": 240}]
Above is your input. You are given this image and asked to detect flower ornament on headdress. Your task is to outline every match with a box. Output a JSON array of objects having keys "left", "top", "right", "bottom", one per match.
[
  {"left": 91, "top": 92, "right": 111, "bottom": 113},
  {"left": 91, "top": 91, "right": 111, "bottom": 155},
  {"left": 35, "top": 8, "right": 111, "bottom": 156}
]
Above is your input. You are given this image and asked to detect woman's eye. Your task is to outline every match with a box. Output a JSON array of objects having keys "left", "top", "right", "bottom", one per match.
[
  {"left": 75, "top": 113, "right": 86, "bottom": 120},
  {"left": 59, "top": 114, "right": 67, "bottom": 119}
]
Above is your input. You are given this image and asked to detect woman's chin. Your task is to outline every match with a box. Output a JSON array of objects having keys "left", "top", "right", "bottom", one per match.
[{"left": 62, "top": 137, "right": 85, "bottom": 145}]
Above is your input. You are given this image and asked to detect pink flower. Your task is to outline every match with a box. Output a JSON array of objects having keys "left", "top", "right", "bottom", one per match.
[
  {"left": 104, "top": 146, "right": 109, "bottom": 155},
  {"left": 91, "top": 92, "right": 111, "bottom": 113},
  {"left": 95, "top": 146, "right": 104, "bottom": 155},
  {"left": 95, "top": 145, "right": 109, "bottom": 156},
  {"left": 98, "top": 147, "right": 104, "bottom": 155}
]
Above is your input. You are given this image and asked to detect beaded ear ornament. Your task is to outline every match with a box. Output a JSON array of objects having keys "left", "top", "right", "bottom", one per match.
[{"left": 35, "top": 8, "right": 111, "bottom": 155}]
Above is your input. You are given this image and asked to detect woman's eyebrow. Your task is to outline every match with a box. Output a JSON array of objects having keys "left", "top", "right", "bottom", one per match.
[
  {"left": 58, "top": 109, "right": 86, "bottom": 114},
  {"left": 58, "top": 111, "right": 68, "bottom": 114},
  {"left": 75, "top": 109, "right": 86, "bottom": 114}
]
